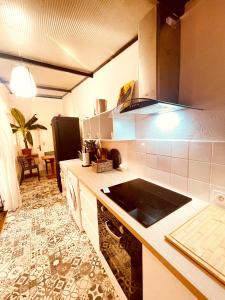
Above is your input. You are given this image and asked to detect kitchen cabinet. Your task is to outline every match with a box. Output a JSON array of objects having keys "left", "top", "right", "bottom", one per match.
[
  {"left": 142, "top": 245, "right": 197, "bottom": 300},
  {"left": 83, "top": 118, "right": 91, "bottom": 139},
  {"left": 79, "top": 182, "right": 99, "bottom": 252},
  {"left": 90, "top": 115, "right": 100, "bottom": 139},
  {"left": 82, "top": 108, "right": 135, "bottom": 140},
  {"left": 60, "top": 163, "right": 67, "bottom": 197}
]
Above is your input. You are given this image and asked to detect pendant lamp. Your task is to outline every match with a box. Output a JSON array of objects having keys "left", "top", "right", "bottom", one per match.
[{"left": 10, "top": 65, "right": 36, "bottom": 98}]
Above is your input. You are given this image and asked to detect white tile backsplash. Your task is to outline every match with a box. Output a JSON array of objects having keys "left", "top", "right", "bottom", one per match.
[
  {"left": 155, "top": 170, "right": 171, "bottom": 187},
  {"left": 135, "top": 140, "right": 147, "bottom": 153},
  {"left": 146, "top": 154, "right": 157, "bottom": 169},
  {"left": 212, "top": 142, "right": 225, "bottom": 165},
  {"left": 188, "top": 179, "right": 210, "bottom": 202},
  {"left": 172, "top": 141, "right": 189, "bottom": 159},
  {"left": 147, "top": 140, "right": 158, "bottom": 154},
  {"left": 135, "top": 152, "right": 146, "bottom": 164},
  {"left": 156, "top": 141, "right": 172, "bottom": 156},
  {"left": 157, "top": 155, "right": 171, "bottom": 172},
  {"left": 211, "top": 164, "right": 225, "bottom": 187},
  {"left": 103, "top": 139, "right": 225, "bottom": 203},
  {"left": 171, "top": 174, "right": 188, "bottom": 193},
  {"left": 189, "top": 142, "right": 212, "bottom": 162},
  {"left": 188, "top": 160, "right": 211, "bottom": 183},
  {"left": 171, "top": 158, "right": 188, "bottom": 177}
]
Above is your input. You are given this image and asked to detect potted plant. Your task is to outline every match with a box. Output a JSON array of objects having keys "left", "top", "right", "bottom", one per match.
[{"left": 10, "top": 108, "right": 47, "bottom": 156}]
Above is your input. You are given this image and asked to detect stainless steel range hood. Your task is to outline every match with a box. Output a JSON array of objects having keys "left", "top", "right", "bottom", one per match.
[
  {"left": 120, "top": 3, "right": 199, "bottom": 115},
  {"left": 119, "top": 98, "right": 195, "bottom": 114}
]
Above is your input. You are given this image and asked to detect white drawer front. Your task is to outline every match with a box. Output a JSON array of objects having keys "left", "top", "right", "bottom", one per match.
[
  {"left": 82, "top": 212, "right": 99, "bottom": 252},
  {"left": 80, "top": 191, "right": 98, "bottom": 227},
  {"left": 80, "top": 182, "right": 96, "bottom": 202}
]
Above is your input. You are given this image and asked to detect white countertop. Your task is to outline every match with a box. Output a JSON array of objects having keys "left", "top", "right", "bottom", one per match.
[{"left": 61, "top": 159, "right": 225, "bottom": 300}]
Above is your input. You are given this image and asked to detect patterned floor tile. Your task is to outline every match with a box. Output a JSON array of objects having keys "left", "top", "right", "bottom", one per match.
[{"left": 0, "top": 176, "right": 118, "bottom": 300}]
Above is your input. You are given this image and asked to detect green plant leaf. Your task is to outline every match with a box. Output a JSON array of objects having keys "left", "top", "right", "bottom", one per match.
[
  {"left": 29, "top": 124, "right": 47, "bottom": 130},
  {"left": 11, "top": 108, "right": 25, "bottom": 128},
  {"left": 25, "top": 114, "right": 38, "bottom": 128},
  {"left": 10, "top": 123, "right": 19, "bottom": 129},
  {"left": 12, "top": 128, "right": 18, "bottom": 133},
  {"left": 26, "top": 131, "right": 33, "bottom": 146}
]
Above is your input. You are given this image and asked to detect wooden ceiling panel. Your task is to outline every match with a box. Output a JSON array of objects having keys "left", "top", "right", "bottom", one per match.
[{"left": 0, "top": 0, "right": 153, "bottom": 96}]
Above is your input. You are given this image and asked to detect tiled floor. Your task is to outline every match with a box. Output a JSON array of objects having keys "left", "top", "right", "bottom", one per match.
[{"left": 0, "top": 176, "right": 118, "bottom": 299}]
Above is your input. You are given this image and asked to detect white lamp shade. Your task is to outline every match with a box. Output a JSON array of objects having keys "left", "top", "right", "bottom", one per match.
[{"left": 10, "top": 66, "right": 36, "bottom": 98}]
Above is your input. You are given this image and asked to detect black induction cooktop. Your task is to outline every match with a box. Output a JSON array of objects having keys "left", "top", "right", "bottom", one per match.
[{"left": 101, "top": 178, "right": 191, "bottom": 228}]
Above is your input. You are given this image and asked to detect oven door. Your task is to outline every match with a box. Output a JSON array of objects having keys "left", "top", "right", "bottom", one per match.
[{"left": 97, "top": 201, "right": 142, "bottom": 300}]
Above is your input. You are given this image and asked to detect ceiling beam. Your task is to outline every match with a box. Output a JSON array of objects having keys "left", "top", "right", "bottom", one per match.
[
  {"left": 36, "top": 94, "right": 62, "bottom": 99},
  {"left": 0, "top": 52, "right": 93, "bottom": 77},
  {"left": 36, "top": 85, "right": 70, "bottom": 93},
  {"left": 0, "top": 78, "right": 70, "bottom": 93}
]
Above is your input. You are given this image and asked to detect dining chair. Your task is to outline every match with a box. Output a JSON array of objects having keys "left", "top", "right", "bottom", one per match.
[{"left": 18, "top": 156, "right": 40, "bottom": 184}]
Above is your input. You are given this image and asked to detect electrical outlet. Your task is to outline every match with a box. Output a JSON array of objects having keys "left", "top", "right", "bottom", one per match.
[{"left": 213, "top": 190, "right": 225, "bottom": 208}]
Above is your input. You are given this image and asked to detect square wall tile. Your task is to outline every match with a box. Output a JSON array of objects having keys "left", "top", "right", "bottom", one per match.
[
  {"left": 189, "top": 142, "right": 212, "bottom": 162},
  {"left": 155, "top": 170, "right": 171, "bottom": 188},
  {"left": 135, "top": 152, "right": 146, "bottom": 165},
  {"left": 172, "top": 141, "right": 189, "bottom": 159},
  {"left": 171, "top": 158, "right": 188, "bottom": 177},
  {"left": 156, "top": 141, "right": 172, "bottom": 156},
  {"left": 211, "top": 164, "right": 225, "bottom": 187},
  {"left": 188, "top": 179, "right": 210, "bottom": 202},
  {"left": 135, "top": 140, "right": 147, "bottom": 153},
  {"left": 189, "top": 160, "right": 211, "bottom": 183},
  {"left": 148, "top": 167, "right": 158, "bottom": 182},
  {"left": 212, "top": 142, "right": 225, "bottom": 165},
  {"left": 128, "top": 140, "right": 136, "bottom": 152},
  {"left": 171, "top": 174, "right": 188, "bottom": 194},
  {"left": 146, "top": 154, "right": 157, "bottom": 169},
  {"left": 147, "top": 141, "right": 158, "bottom": 154},
  {"left": 157, "top": 155, "right": 171, "bottom": 172}
]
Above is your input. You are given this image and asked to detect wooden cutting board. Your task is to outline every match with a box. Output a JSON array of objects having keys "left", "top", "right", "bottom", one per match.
[{"left": 165, "top": 205, "right": 225, "bottom": 285}]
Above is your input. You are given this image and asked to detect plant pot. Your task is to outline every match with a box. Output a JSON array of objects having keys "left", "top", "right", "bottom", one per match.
[{"left": 22, "top": 148, "right": 32, "bottom": 156}]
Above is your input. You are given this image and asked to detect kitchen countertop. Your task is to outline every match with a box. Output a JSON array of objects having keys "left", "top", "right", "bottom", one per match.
[{"left": 61, "top": 159, "right": 225, "bottom": 300}]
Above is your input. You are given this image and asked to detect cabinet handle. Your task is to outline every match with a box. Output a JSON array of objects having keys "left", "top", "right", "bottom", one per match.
[
  {"left": 105, "top": 221, "right": 122, "bottom": 241},
  {"left": 100, "top": 205, "right": 105, "bottom": 212},
  {"left": 69, "top": 183, "right": 77, "bottom": 210}
]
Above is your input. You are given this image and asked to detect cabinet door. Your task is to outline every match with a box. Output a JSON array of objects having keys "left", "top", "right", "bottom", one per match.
[
  {"left": 83, "top": 119, "right": 91, "bottom": 139},
  {"left": 79, "top": 182, "right": 99, "bottom": 252},
  {"left": 90, "top": 115, "right": 100, "bottom": 139},
  {"left": 100, "top": 111, "right": 113, "bottom": 139},
  {"left": 143, "top": 246, "right": 197, "bottom": 300}
]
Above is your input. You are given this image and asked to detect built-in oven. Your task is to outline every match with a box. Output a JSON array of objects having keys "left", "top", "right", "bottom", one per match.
[{"left": 97, "top": 200, "right": 142, "bottom": 300}]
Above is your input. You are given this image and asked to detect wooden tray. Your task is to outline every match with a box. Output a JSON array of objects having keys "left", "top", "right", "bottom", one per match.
[{"left": 165, "top": 205, "right": 225, "bottom": 285}]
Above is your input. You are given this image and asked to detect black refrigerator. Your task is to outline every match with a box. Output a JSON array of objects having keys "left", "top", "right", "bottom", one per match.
[{"left": 52, "top": 116, "right": 81, "bottom": 192}]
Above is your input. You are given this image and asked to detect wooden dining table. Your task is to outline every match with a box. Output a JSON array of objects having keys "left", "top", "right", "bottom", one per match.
[{"left": 41, "top": 155, "right": 55, "bottom": 178}]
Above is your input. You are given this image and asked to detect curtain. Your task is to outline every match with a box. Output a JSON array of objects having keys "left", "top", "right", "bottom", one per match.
[{"left": 0, "top": 88, "right": 21, "bottom": 211}]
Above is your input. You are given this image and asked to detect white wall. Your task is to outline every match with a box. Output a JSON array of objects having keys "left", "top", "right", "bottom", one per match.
[
  {"left": 0, "top": 83, "right": 10, "bottom": 107},
  {"left": 63, "top": 41, "right": 139, "bottom": 118},
  {"left": 9, "top": 95, "right": 63, "bottom": 155},
  {"left": 180, "top": 0, "right": 225, "bottom": 109}
]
